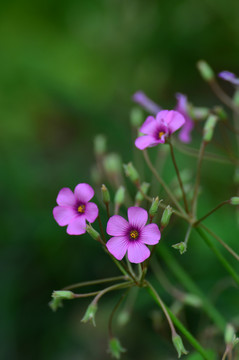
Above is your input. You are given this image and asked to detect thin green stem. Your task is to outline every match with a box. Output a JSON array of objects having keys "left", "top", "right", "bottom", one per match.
[
  {"left": 92, "top": 281, "right": 133, "bottom": 305},
  {"left": 63, "top": 276, "right": 128, "bottom": 290},
  {"left": 108, "top": 290, "right": 129, "bottom": 338},
  {"left": 194, "top": 200, "right": 230, "bottom": 226},
  {"left": 195, "top": 227, "right": 239, "bottom": 286},
  {"left": 73, "top": 291, "right": 101, "bottom": 298},
  {"left": 184, "top": 224, "right": 192, "bottom": 247},
  {"left": 169, "top": 141, "right": 189, "bottom": 213},
  {"left": 97, "top": 216, "right": 106, "bottom": 243}
]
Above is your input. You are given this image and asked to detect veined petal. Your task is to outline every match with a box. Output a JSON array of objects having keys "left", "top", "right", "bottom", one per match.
[
  {"left": 135, "top": 135, "right": 158, "bottom": 150},
  {"left": 107, "top": 215, "right": 129, "bottom": 236},
  {"left": 127, "top": 207, "right": 148, "bottom": 229},
  {"left": 53, "top": 206, "right": 77, "bottom": 226},
  {"left": 85, "top": 202, "right": 98, "bottom": 223},
  {"left": 74, "top": 183, "right": 94, "bottom": 203},
  {"left": 106, "top": 236, "right": 128, "bottom": 260},
  {"left": 140, "top": 116, "right": 157, "bottom": 135},
  {"left": 66, "top": 216, "right": 86, "bottom": 235},
  {"left": 127, "top": 242, "right": 150, "bottom": 263},
  {"left": 140, "top": 224, "right": 161, "bottom": 245},
  {"left": 155, "top": 110, "right": 170, "bottom": 125},
  {"left": 56, "top": 188, "right": 76, "bottom": 207},
  {"left": 166, "top": 110, "right": 185, "bottom": 134}
]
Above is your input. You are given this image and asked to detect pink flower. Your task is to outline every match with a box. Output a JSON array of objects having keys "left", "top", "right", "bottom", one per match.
[
  {"left": 106, "top": 207, "right": 161, "bottom": 263},
  {"left": 135, "top": 110, "right": 185, "bottom": 150},
  {"left": 132, "top": 91, "right": 161, "bottom": 114},
  {"left": 218, "top": 71, "right": 239, "bottom": 86},
  {"left": 175, "top": 93, "right": 194, "bottom": 144},
  {"left": 53, "top": 183, "right": 98, "bottom": 235}
]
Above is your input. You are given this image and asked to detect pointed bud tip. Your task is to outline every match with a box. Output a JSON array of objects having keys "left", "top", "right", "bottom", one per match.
[
  {"left": 108, "top": 337, "right": 126, "bottom": 359},
  {"left": 172, "top": 334, "right": 188, "bottom": 358},
  {"left": 81, "top": 303, "right": 98, "bottom": 327}
]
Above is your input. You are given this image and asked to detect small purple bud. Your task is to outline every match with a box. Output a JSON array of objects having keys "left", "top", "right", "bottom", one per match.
[
  {"left": 218, "top": 71, "right": 239, "bottom": 86},
  {"left": 132, "top": 91, "right": 161, "bottom": 115}
]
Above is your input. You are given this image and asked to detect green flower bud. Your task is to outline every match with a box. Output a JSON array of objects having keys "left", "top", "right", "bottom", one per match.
[
  {"left": 101, "top": 184, "right": 110, "bottom": 203},
  {"left": 197, "top": 60, "right": 215, "bottom": 82},
  {"left": 203, "top": 114, "right": 218, "bottom": 142},
  {"left": 172, "top": 334, "right": 188, "bottom": 358},
  {"left": 172, "top": 242, "right": 187, "bottom": 255},
  {"left": 230, "top": 197, "right": 239, "bottom": 205},
  {"left": 49, "top": 297, "right": 63, "bottom": 312},
  {"left": 86, "top": 224, "right": 101, "bottom": 241},
  {"left": 81, "top": 303, "right": 98, "bottom": 327},
  {"left": 149, "top": 197, "right": 161, "bottom": 217},
  {"left": 94, "top": 134, "right": 107, "bottom": 156},
  {"left": 114, "top": 186, "right": 125, "bottom": 205},
  {"left": 130, "top": 107, "right": 144, "bottom": 127},
  {"left": 225, "top": 324, "right": 235, "bottom": 344},
  {"left": 52, "top": 290, "right": 75, "bottom": 300},
  {"left": 161, "top": 205, "right": 173, "bottom": 228},
  {"left": 103, "top": 153, "right": 122, "bottom": 174},
  {"left": 135, "top": 182, "right": 150, "bottom": 203},
  {"left": 123, "top": 162, "right": 140, "bottom": 184},
  {"left": 108, "top": 337, "right": 126, "bottom": 359}
]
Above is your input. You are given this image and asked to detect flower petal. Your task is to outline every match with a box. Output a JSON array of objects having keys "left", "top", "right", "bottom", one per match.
[
  {"left": 218, "top": 71, "right": 239, "bottom": 86},
  {"left": 85, "top": 202, "right": 99, "bottom": 223},
  {"left": 140, "top": 116, "right": 157, "bottom": 135},
  {"left": 127, "top": 242, "right": 150, "bottom": 263},
  {"left": 135, "top": 135, "right": 158, "bottom": 150},
  {"left": 132, "top": 91, "right": 161, "bottom": 115},
  {"left": 140, "top": 224, "right": 161, "bottom": 245},
  {"left": 127, "top": 207, "right": 148, "bottom": 229},
  {"left": 166, "top": 110, "right": 185, "bottom": 134},
  {"left": 56, "top": 188, "right": 76, "bottom": 206},
  {"left": 107, "top": 215, "right": 129, "bottom": 236},
  {"left": 53, "top": 206, "right": 77, "bottom": 226},
  {"left": 74, "top": 183, "right": 94, "bottom": 203},
  {"left": 106, "top": 236, "right": 128, "bottom": 260},
  {"left": 66, "top": 216, "right": 86, "bottom": 235},
  {"left": 155, "top": 110, "right": 170, "bottom": 125}
]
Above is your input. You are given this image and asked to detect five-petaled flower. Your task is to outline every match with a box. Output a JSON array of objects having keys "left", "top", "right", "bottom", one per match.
[
  {"left": 135, "top": 110, "right": 185, "bottom": 150},
  {"left": 53, "top": 183, "right": 98, "bottom": 235},
  {"left": 106, "top": 207, "right": 161, "bottom": 263}
]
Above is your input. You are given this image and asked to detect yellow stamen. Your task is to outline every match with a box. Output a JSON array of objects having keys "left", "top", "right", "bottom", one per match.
[
  {"left": 130, "top": 230, "right": 139, "bottom": 239},
  {"left": 78, "top": 205, "right": 85, "bottom": 213},
  {"left": 158, "top": 131, "right": 165, "bottom": 139}
]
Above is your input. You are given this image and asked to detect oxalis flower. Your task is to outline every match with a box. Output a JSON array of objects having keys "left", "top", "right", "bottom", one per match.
[
  {"left": 53, "top": 183, "right": 98, "bottom": 235},
  {"left": 135, "top": 110, "right": 185, "bottom": 150},
  {"left": 176, "top": 93, "right": 194, "bottom": 144},
  {"left": 106, "top": 207, "right": 161, "bottom": 263}
]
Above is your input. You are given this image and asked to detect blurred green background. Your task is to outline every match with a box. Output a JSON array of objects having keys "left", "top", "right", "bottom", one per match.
[{"left": 1, "top": 0, "right": 239, "bottom": 359}]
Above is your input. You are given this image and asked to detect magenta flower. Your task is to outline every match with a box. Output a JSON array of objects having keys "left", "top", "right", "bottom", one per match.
[
  {"left": 53, "top": 183, "right": 98, "bottom": 235},
  {"left": 218, "top": 71, "right": 239, "bottom": 86},
  {"left": 106, "top": 207, "right": 161, "bottom": 263},
  {"left": 175, "top": 93, "right": 194, "bottom": 144},
  {"left": 133, "top": 91, "right": 161, "bottom": 115},
  {"left": 135, "top": 110, "right": 185, "bottom": 150}
]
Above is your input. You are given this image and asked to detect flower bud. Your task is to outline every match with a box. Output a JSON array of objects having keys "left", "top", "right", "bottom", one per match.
[
  {"left": 197, "top": 60, "right": 215, "bottom": 82},
  {"left": 161, "top": 205, "right": 173, "bottom": 229},
  {"left": 130, "top": 107, "right": 144, "bottom": 127},
  {"left": 81, "top": 302, "right": 98, "bottom": 326},
  {"left": 86, "top": 224, "right": 101, "bottom": 241},
  {"left": 49, "top": 298, "right": 63, "bottom": 312},
  {"left": 52, "top": 290, "right": 75, "bottom": 300},
  {"left": 103, "top": 153, "right": 122, "bottom": 175},
  {"left": 203, "top": 114, "right": 218, "bottom": 143},
  {"left": 149, "top": 197, "right": 161, "bottom": 217},
  {"left": 230, "top": 197, "right": 239, "bottom": 205},
  {"left": 172, "top": 242, "right": 187, "bottom": 255},
  {"left": 123, "top": 162, "right": 140, "bottom": 184},
  {"left": 101, "top": 184, "right": 110, "bottom": 204},
  {"left": 114, "top": 186, "right": 125, "bottom": 205},
  {"left": 172, "top": 333, "right": 188, "bottom": 358},
  {"left": 225, "top": 324, "right": 235, "bottom": 344},
  {"left": 94, "top": 134, "right": 107, "bottom": 156},
  {"left": 135, "top": 182, "right": 150, "bottom": 203},
  {"left": 108, "top": 337, "right": 126, "bottom": 359}
]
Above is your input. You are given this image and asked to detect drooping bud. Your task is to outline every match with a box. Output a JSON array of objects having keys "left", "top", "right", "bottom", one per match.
[
  {"left": 101, "top": 184, "right": 110, "bottom": 204},
  {"left": 123, "top": 162, "right": 140, "bottom": 184},
  {"left": 197, "top": 60, "right": 215, "bottom": 82},
  {"left": 172, "top": 333, "right": 188, "bottom": 358},
  {"left": 230, "top": 197, "right": 239, "bottom": 205},
  {"left": 225, "top": 324, "right": 235, "bottom": 344},
  {"left": 103, "top": 153, "right": 122, "bottom": 175},
  {"left": 86, "top": 224, "right": 101, "bottom": 241},
  {"left": 203, "top": 114, "right": 218, "bottom": 143},
  {"left": 49, "top": 298, "right": 63, "bottom": 312},
  {"left": 52, "top": 290, "right": 75, "bottom": 300},
  {"left": 94, "top": 134, "right": 107, "bottom": 156},
  {"left": 161, "top": 205, "right": 174, "bottom": 229},
  {"left": 149, "top": 197, "right": 161, "bottom": 218},
  {"left": 172, "top": 242, "right": 187, "bottom": 255},
  {"left": 107, "top": 337, "right": 126, "bottom": 359},
  {"left": 130, "top": 107, "right": 144, "bottom": 127},
  {"left": 81, "top": 302, "right": 98, "bottom": 326},
  {"left": 114, "top": 186, "right": 125, "bottom": 206},
  {"left": 135, "top": 182, "right": 150, "bottom": 203}
]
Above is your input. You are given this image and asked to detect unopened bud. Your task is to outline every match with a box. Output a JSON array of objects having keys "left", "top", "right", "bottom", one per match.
[
  {"left": 197, "top": 60, "right": 215, "bottom": 82},
  {"left": 49, "top": 298, "right": 63, "bottom": 312},
  {"left": 135, "top": 182, "right": 150, "bottom": 203},
  {"left": 161, "top": 205, "right": 173, "bottom": 228},
  {"left": 101, "top": 184, "right": 110, "bottom": 203},
  {"left": 172, "top": 333, "right": 188, "bottom": 358},
  {"left": 230, "top": 197, "right": 239, "bottom": 205},
  {"left": 103, "top": 153, "right": 122, "bottom": 174},
  {"left": 94, "top": 134, "right": 106, "bottom": 156},
  {"left": 81, "top": 303, "right": 98, "bottom": 326},
  {"left": 86, "top": 224, "right": 101, "bottom": 241},
  {"left": 130, "top": 107, "right": 144, "bottom": 127},
  {"left": 123, "top": 162, "right": 140, "bottom": 184},
  {"left": 149, "top": 197, "right": 161, "bottom": 217},
  {"left": 172, "top": 242, "right": 187, "bottom": 255},
  {"left": 108, "top": 337, "right": 126, "bottom": 359},
  {"left": 114, "top": 186, "right": 125, "bottom": 205},
  {"left": 225, "top": 324, "right": 235, "bottom": 344},
  {"left": 203, "top": 114, "right": 218, "bottom": 142},
  {"left": 52, "top": 290, "right": 75, "bottom": 300}
]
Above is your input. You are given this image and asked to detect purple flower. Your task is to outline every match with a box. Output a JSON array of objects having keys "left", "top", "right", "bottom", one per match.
[
  {"left": 53, "top": 183, "right": 98, "bottom": 235},
  {"left": 175, "top": 93, "right": 194, "bottom": 144},
  {"left": 133, "top": 91, "right": 161, "bottom": 115},
  {"left": 106, "top": 207, "right": 161, "bottom": 263},
  {"left": 218, "top": 71, "right": 239, "bottom": 86},
  {"left": 135, "top": 110, "right": 185, "bottom": 150}
]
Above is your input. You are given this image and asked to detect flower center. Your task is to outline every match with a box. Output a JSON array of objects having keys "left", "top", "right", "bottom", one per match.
[
  {"left": 158, "top": 131, "right": 165, "bottom": 139},
  {"left": 77, "top": 204, "right": 85, "bottom": 213},
  {"left": 130, "top": 230, "right": 139, "bottom": 240}
]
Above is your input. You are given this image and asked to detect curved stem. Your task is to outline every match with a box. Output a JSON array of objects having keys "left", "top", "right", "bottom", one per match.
[
  {"left": 63, "top": 276, "right": 127, "bottom": 290},
  {"left": 209, "top": 80, "right": 239, "bottom": 114},
  {"left": 92, "top": 281, "right": 133, "bottom": 306},
  {"left": 108, "top": 290, "right": 129, "bottom": 338},
  {"left": 194, "top": 200, "right": 230, "bottom": 226},
  {"left": 74, "top": 291, "right": 101, "bottom": 298}
]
